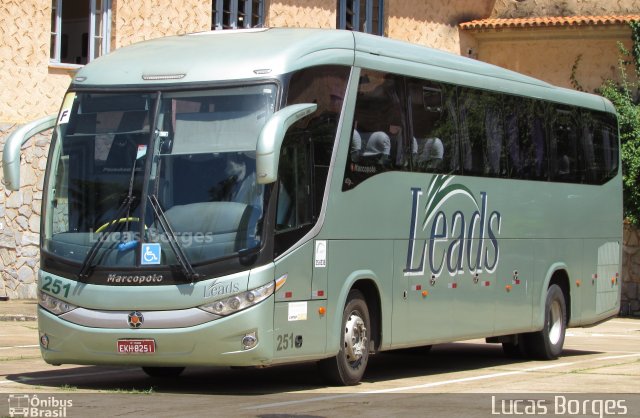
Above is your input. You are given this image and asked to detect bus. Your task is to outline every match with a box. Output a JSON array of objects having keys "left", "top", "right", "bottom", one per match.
[{"left": 3, "top": 28, "right": 622, "bottom": 385}]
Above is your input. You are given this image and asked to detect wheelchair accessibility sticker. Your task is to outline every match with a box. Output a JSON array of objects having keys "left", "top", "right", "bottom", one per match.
[{"left": 141, "top": 243, "right": 161, "bottom": 265}]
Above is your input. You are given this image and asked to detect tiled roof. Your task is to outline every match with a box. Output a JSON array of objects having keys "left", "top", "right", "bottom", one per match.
[{"left": 460, "top": 15, "right": 640, "bottom": 30}]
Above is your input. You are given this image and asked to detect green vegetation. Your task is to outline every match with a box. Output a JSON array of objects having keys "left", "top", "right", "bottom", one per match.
[
  {"left": 104, "top": 386, "right": 156, "bottom": 395},
  {"left": 583, "top": 21, "right": 640, "bottom": 225}
]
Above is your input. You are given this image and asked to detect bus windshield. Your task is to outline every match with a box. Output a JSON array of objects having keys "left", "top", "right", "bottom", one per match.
[{"left": 43, "top": 84, "right": 278, "bottom": 272}]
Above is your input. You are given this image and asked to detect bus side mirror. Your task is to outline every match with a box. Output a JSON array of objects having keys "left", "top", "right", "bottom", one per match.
[
  {"left": 2, "top": 114, "right": 56, "bottom": 191},
  {"left": 256, "top": 103, "right": 317, "bottom": 184}
]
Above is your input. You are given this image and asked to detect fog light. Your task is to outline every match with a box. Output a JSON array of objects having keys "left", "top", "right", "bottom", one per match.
[
  {"left": 242, "top": 332, "right": 257, "bottom": 350},
  {"left": 40, "top": 333, "right": 49, "bottom": 349}
]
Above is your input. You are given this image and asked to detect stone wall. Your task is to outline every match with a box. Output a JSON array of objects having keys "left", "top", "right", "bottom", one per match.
[
  {"left": 111, "top": 0, "right": 211, "bottom": 49},
  {"left": 621, "top": 223, "right": 640, "bottom": 316},
  {"left": 0, "top": 0, "right": 75, "bottom": 124},
  {"left": 0, "top": 125, "right": 51, "bottom": 299},
  {"left": 266, "top": 0, "right": 336, "bottom": 29}
]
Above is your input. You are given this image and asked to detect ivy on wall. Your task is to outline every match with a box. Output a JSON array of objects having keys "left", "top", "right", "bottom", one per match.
[{"left": 590, "top": 22, "right": 640, "bottom": 226}]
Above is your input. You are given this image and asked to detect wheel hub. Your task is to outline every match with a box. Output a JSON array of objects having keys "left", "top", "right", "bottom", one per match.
[
  {"left": 344, "top": 312, "right": 367, "bottom": 362},
  {"left": 548, "top": 299, "right": 563, "bottom": 345}
]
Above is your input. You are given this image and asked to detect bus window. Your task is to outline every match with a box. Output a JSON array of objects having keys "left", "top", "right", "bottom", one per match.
[
  {"left": 458, "top": 88, "right": 505, "bottom": 177},
  {"left": 276, "top": 65, "right": 349, "bottom": 254},
  {"left": 343, "top": 70, "right": 404, "bottom": 190},
  {"left": 582, "top": 111, "right": 619, "bottom": 184},
  {"left": 286, "top": 65, "right": 350, "bottom": 210},
  {"left": 505, "top": 97, "right": 548, "bottom": 180},
  {"left": 59, "top": 94, "right": 153, "bottom": 232},
  {"left": 550, "top": 107, "right": 582, "bottom": 183},
  {"left": 276, "top": 135, "right": 312, "bottom": 230},
  {"left": 409, "top": 82, "right": 442, "bottom": 171}
]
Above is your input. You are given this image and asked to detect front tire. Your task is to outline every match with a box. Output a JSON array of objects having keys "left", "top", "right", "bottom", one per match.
[
  {"left": 319, "top": 289, "right": 370, "bottom": 386},
  {"left": 523, "top": 284, "right": 567, "bottom": 360}
]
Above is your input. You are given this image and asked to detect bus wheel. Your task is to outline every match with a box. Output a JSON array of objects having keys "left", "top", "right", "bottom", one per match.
[
  {"left": 319, "top": 289, "right": 370, "bottom": 386},
  {"left": 142, "top": 366, "right": 185, "bottom": 378},
  {"left": 524, "top": 284, "right": 567, "bottom": 360}
]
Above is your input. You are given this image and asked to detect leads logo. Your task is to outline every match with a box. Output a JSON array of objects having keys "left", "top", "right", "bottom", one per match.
[{"left": 404, "top": 175, "right": 502, "bottom": 277}]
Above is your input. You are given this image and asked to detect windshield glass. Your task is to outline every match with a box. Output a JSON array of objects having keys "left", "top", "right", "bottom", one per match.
[{"left": 43, "top": 84, "right": 278, "bottom": 271}]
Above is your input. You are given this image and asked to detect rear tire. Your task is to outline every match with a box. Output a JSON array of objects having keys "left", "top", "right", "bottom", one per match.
[
  {"left": 522, "top": 284, "right": 567, "bottom": 360},
  {"left": 141, "top": 366, "right": 185, "bottom": 378},
  {"left": 319, "top": 289, "right": 370, "bottom": 386}
]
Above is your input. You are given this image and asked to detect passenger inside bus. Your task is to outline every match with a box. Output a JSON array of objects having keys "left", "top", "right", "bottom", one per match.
[
  {"left": 209, "top": 153, "right": 263, "bottom": 208},
  {"left": 360, "top": 131, "right": 391, "bottom": 166},
  {"left": 417, "top": 136, "right": 444, "bottom": 171}
]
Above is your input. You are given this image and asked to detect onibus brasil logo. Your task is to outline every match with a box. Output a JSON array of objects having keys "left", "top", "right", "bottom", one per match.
[
  {"left": 404, "top": 175, "right": 502, "bottom": 277},
  {"left": 7, "top": 394, "right": 72, "bottom": 417}
]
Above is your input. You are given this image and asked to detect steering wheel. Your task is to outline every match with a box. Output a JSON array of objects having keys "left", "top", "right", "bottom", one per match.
[{"left": 95, "top": 217, "right": 141, "bottom": 233}]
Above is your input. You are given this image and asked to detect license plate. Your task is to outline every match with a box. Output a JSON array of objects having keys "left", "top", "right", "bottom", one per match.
[{"left": 117, "top": 339, "right": 156, "bottom": 354}]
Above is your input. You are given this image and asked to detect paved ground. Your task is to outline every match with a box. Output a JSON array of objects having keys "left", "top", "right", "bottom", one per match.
[
  {"left": 0, "top": 299, "right": 37, "bottom": 321},
  {"left": 1, "top": 301, "right": 639, "bottom": 417}
]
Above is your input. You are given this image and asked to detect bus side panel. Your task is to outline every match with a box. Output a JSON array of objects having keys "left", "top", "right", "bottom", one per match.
[
  {"left": 274, "top": 241, "right": 313, "bottom": 302},
  {"left": 531, "top": 239, "right": 584, "bottom": 330},
  {"left": 272, "top": 301, "right": 328, "bottom": 361},
  {"left": 324, "top": 239, "right": 393, "bottom": 355},
  {"left": 493, "top": 239, "right": 534, "bottom": 335},
  {"left": 450, "top": 238, "right": 496, "bottom": 340},
  {"left": 272, "top": 241, "right": 329, "bottom": 361},
  {"left": 582, "top": 238, "right": 621, "bottom": 324},
  {"left": 392, "top": 240, "right": 454, "bottom": 348}
]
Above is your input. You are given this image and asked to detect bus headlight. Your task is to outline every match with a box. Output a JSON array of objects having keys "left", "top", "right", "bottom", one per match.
[
  {"left": 199, "top": 281, "right": 275, "bottom": 316},
  {"left": 38, "top": 291, "right": 77, "bottom": 315}
]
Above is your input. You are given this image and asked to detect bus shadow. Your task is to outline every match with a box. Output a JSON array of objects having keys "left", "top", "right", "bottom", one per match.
[
  {"left": 5, "top": 342, "right": 600, "bottom": 395},
  {"left": 362, "top": 342, "right": 598, "bottom": 383}
]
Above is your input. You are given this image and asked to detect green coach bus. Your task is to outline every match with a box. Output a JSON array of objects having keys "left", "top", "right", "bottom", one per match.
[{"left": 3, "top": 28, "right": 622, "bottom": 385}]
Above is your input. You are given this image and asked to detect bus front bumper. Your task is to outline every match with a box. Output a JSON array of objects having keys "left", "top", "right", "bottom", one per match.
[{"left": 37, "top": 297, "right": 275, "bottom": 367}]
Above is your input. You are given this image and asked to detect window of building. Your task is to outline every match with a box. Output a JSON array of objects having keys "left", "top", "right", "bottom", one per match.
[
  {"left": 337, "top": 0, "right": 384, "bottom": 35},
  {"left": 212, "top": 0, "right": 265, "bottom": 30},
  {"left": 50, "top": 0, "right": 111, "bottom": 65}
]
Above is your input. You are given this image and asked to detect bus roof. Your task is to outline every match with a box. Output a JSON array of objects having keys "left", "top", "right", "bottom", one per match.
[{"left": 72, "top": 28, "right": 613, "bottom": 113}]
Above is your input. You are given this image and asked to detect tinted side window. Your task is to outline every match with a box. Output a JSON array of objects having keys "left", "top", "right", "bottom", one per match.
[
  {"left": 582, "top": 111, "right": 619, "bottom": 184},
  {"left": 276, "top": 65, "right": 350, "bottom": 254},
  {"left": 409, "top": 80, "right": 459, "bottom": 174},
  {"left": 504, "top": 98, "right": 548, "bottom": 180},
  {"left": 550, "top": 107, "right": 582, "bottom": 183},
  {"left": 343, "top": 70, "right": 406, "bottom": 190},
  {"left": 458, "top": 88, "right": 505, "bottom": 177}
]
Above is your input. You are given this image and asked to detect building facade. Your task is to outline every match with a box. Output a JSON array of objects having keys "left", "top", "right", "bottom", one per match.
[{"left": 1, "top": 0, "right": 640, "bottom": 305}]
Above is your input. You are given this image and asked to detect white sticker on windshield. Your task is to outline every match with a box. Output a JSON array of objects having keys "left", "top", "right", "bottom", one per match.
[
  {"left": 288, "top": 302, "right": 307, "bottom": 321},
  {"left": 136, "top": 145, "right": 147, "bottom": 160},
  {"left": 57, "top": 93, "right": 76, "bottom": 125}
]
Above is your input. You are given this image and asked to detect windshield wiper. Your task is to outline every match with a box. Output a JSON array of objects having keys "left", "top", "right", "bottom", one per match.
[
  {"left": 147, "top": 194, "right": 200, "bottom": 282},
  {"left": 77, "top": 195, "right": 135, "bottom": 281},
  {"left": 77, "top": 149, "right": 142, "bottom": 281}
]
